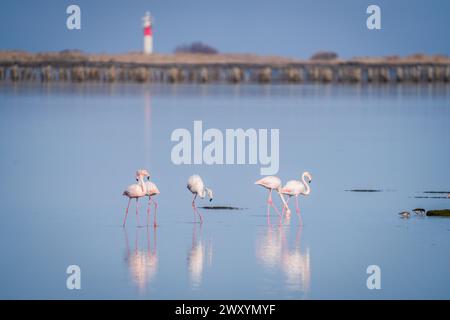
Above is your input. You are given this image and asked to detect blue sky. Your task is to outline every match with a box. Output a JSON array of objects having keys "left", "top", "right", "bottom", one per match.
[{"left": 0, "top": 0, "right": 449, "bottom": 59}]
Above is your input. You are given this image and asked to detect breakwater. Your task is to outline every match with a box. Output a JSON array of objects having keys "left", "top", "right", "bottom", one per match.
[{"left": 1, "top": 51, "right": 449, "bottom": 84}]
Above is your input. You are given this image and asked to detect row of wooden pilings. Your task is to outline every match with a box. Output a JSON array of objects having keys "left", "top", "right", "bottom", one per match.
[{"left": 1, "top": 64, "right": 450, "bottom": 83}]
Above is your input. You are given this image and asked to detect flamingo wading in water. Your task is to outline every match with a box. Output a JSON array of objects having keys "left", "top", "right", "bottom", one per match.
[
  {"left": 187, "top": 175, "right": 213, "bottom": 223},
  {"left": 255, "top": 176, "right": 290, "bottom": 225},
  {"left": 144, "top": 174, "right": 160, "bottom": 227},
  {"left": 281, "top": 172, "right": 312, "bottom": 226},
  {"left": 122, "top": 169, "right": 149, "bottom": 227}
]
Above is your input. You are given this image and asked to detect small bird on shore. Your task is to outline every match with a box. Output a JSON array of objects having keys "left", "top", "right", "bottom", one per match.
[
  {"left": 187, "top": 175, "right": 213, "bottom": 223},
  {"left": 122, "top": 169, "right": 149, "bottom": 227},
  {"left": 255, "top": 176, "right": 290, "bottom": 224},
  {"left": 412, "top": 208, "right": 426, "bottom": 216},
  {"left": 399, "top": 211, "right": 411, "bottom": 218},
  {"left": 281, "top": 172, "right": 313, "bottom": 225}
]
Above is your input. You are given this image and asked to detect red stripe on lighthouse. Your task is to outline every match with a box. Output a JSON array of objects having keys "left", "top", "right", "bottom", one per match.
[{"left": 144, "top": 26, "right": 152, "bottom": 36}]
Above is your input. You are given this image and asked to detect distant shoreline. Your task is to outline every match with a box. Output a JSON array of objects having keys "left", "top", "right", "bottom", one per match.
[{"left": 1, "top": 51, "right": 449, "bottom": 84}]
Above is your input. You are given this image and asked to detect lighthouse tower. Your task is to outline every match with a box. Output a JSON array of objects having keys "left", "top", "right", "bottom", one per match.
[{"left": 142, "top": 12, "right": 153, "bottom": 54}]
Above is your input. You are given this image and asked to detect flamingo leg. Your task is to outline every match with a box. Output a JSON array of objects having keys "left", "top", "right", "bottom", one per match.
[
  {"left": 282, "top": 197, "right": 291, "bottom": 216},
  {"left": 269, "top": 190, "right": 282, "bottom": 223},
  {"left": 197, "top": 207, "right": 203, "bottom": 224},
  {"left": 281, "top": 196, "right": 291, "bottom": 224},
  {"left": 295, "top": 196, "right": 303, "bottom": 226},
  {"left": 277, "top": 191, "right": 289, "bottom": 218},
  {"left": 123, "top": 198, "right": 131, "bottom": 227},
  {"left": 271, "top": 203, "right": 281, "bottom": 223},
  {"left": 192, "top": 194, "right": 197, "bottom": 222},
  {"left": 192, "top": 194, "right": 203, "bottom": 224},
  {"left": 153, "top": 199, "right": 158, "bottom": 228},
  {"left": 267, "top": 189, "right": 273, "bottom": 205},
  {"left": 147, "top": 196, "right": 152, "bottom": 226},
  {"left": 266, "top": 190, "right": 272, "bottom": 225},
  {"left": 136, "top": 198, "right": 141, "bottom": 227},
  {"left": 266, "top": 189, "right": 281, "bottom": 224}
]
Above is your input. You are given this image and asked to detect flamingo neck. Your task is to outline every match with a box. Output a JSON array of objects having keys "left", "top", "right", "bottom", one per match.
[
  {"left": 138, "top": 177, "right": 147, "bottom": 194},
  {"left": 277, "top": 187, "right": 289, "bottom": 208},
  {"left": 302, "top": 173, "right": 311, "bottom": 195},
  {"left": 199, "top": 187, "right": 206, "bottom": 198}
]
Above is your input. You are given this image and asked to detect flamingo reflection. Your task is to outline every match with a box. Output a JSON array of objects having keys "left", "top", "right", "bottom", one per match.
[
  {"left": 281, "top": 228, "right": 311, "bottom": 292},
  {"left": 187, "top": 224, "right": 213, "bottom": 288},
  {"left": 256, "top": 225, "right": 310, "bottom": 293},
  {"left": 123, "top": 226, "right": 158, "bottom": 293}
]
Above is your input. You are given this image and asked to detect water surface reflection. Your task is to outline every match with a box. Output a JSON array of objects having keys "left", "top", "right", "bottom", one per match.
[
  {"left": 187, "top": 224, "right": 213, "bottom": 289},
  {"left": 1, "top": 84, "right": 449, "bottom": 299},
  {"left": 256, "top": 224, "right": 310, "bottom": 294},
  {"left": 123, "top": 227, "right": 158, "bottom": 293}
]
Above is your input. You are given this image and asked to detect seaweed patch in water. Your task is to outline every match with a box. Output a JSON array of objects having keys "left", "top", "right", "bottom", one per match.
[
  {"left": 422, "top": 191, "right": 450, "bottom": 194},
  {"left": 345, "top": 189, "right": 382, "bottom": 192},
  {"left": 414, "top": 196, "right": 448, "bottom": 199},
  {"left": 199, "top": 206, "right": 244, "bottom": 210}
]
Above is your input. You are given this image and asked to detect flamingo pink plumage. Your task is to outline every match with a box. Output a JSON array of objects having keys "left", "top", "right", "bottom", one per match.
[
  {"left": 255, "top": 176, "right": 290, "bottom": 225},
  {"left": 122, "top": 169, "right": 149, "bottom": 227},
  {"left": 281, "top": 172, "right": 312, "bottom": 225},
  {"left": 187, "top": 175, "right": 213, "bottom": 224}
]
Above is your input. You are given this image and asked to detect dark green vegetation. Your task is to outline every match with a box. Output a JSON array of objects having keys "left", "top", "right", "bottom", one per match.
[{"left": 426, "top": 210, "right": 450, "bottom": 217}]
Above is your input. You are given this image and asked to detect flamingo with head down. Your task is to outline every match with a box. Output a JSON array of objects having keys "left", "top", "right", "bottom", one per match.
[
  {"left": 255, "top": 176, "right": 290, "bottom": 225},
  {"left": 187, "top": 175, "right": 213, "bottom": 224}
]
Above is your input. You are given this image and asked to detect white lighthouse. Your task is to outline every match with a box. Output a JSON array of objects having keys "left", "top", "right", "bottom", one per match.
[{"left": 142, "top": 12, "right": 153, "bottom": 54}]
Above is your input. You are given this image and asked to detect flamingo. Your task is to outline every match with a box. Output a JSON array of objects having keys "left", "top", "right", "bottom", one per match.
[
  {"left": 255, "top": 176, "right": 290, "bottom": 225},
  {"left": 281, "top": 172, "right": 312, "bottom": 225},
  {"left": 187, "top": 175, "right": 213, "bottom": 223},
  {"left": 144, "top": 175, "right": 160, "bottom": 227},
  {"left": 122, "top": 169, "right": 149, "bottom": 227}
]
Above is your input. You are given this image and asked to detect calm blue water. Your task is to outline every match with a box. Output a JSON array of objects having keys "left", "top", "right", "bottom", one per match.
[{"left": 0, "top": 83, "right": 449, "bottom": 299}]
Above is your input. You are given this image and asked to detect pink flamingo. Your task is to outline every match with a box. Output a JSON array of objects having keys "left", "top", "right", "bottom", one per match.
[
  {"left": 281, "top": 172, "right": 312, "bottom": 225},
  {"left": 144, "top": 175, "right": 160, "bottom": 227},
  {"left": 122, "top": 169, "right": 149, "bottom": 227},
  {"left": 255, "top": 176, "right": 290, "bottom": 224},
  {"left": 187, "top": 175, "right": 213, "bottom": 224}
]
